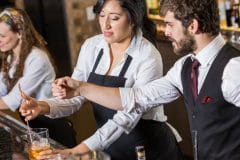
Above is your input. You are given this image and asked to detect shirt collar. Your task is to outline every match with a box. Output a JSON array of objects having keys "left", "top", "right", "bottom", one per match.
[
  {"left": 192, "top": 34, "right": 226, "bottom": 67},
  {"left": 125, "top": 30, "right": 143, "bottom": 57}
]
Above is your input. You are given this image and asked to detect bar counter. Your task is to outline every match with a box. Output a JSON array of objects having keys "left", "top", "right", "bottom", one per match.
[
  {"left": 0, "top": 111, "right": 110, "bottom": 160},
  {"left": 0, "top": 111, "right": 66, "bottom": 159}
]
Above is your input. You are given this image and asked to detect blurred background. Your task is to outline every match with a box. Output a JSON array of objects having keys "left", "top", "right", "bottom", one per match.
[{"left": 2, "top": 0, "right": 240, "bottom": 159}]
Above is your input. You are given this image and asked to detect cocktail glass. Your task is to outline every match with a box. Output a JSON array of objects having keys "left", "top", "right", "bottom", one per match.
[{"left": 28, "top": 128, "right": 50, "bottom": 160}]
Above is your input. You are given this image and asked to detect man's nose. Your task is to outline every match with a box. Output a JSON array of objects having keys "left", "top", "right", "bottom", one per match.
[{"left": 164, "top": 27, "right": 170, "bottom": 37}]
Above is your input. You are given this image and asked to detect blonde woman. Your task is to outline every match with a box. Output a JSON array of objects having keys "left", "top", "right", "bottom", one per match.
[{"left": 0, "top": 8, "right": 76, "bottom": 147}]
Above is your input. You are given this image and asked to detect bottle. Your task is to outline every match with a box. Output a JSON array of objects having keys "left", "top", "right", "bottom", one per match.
[
  {"left": 146, "top": 0, "right": 160, "bottom": 15},
  {"left": 218, "top": 0, "right": 227, "bottom": 27},
  {"left": 231, "top": 0, "right": 240, "bottom": 27},
  {"left": 135, "top": 145, "right": 146, "bottom": 160},
  {"left": 225, "top": 0, "right": 233, "bottom": 26}
]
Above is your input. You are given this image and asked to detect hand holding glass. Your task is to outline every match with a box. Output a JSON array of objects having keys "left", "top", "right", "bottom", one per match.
[{"left": 28, "top": 128, "right": 51, "bottom": 160}]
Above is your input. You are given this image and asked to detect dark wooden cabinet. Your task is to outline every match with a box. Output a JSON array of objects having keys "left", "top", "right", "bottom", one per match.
[
  {"left": 23, "top": 0, "right": 72, "bottom": 77},
  {"left": 0, "top": 0, "right": 15, "bottom": 11}
]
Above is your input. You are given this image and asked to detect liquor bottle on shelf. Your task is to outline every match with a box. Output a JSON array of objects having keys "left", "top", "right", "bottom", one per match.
[
  {"left": 225, "top": 0, "right": 233, "bottom": 27},
  {"left": 219, "top": 0, "right": 227, "bottom": 27},
  {"left": 146, "top": 0, "right": 160, "bottom": 15},
  {"left": 231, "top": 0, "right": 240, "bottom": 27},
  {"left": 135, "top": 145, "right": 146, "bottom": 160}
]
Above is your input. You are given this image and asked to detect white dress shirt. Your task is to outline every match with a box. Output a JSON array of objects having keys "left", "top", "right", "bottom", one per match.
[
  {"left": 0, "top": 47, "right": 55, "bottom": 111},
  {"left": 120, "top": 34, "right": 240, "bottom": 114},
  {"left": 45, "top": 31, "right": 173, "bottom": 150}
]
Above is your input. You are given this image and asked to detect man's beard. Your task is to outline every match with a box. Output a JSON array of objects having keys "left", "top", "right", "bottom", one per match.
[{"left": 173, "top": 31, "right": 197, "bottom": 56}]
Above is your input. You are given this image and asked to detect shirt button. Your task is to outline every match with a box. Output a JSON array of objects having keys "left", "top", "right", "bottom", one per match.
[{"left": 192, "top": 114, "right": 196, "bottom": 119}]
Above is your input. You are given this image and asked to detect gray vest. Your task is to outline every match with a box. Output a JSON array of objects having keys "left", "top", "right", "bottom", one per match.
[{"left": 181, "top": 43, "right": 240, "bottom": 159}]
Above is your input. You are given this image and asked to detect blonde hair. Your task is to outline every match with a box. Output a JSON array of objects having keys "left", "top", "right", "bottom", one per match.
[{"left": 0, "top": 8, "right": 55, "bottom": 91}]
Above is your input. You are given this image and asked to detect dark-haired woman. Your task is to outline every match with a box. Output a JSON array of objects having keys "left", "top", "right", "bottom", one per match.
[{"left": 20, "top": 0, "right": 183, "bottom": 159}]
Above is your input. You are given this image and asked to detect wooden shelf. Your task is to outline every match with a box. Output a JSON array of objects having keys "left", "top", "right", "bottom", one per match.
[
  {"left": 148, "top": 14, "right": 240, "bottom": 33},
  {"left": 220, "top": 26, "right": 240, "bottom": 32},
  {"left": 148, "top": 14, "right": 163, "bottom": 21}
]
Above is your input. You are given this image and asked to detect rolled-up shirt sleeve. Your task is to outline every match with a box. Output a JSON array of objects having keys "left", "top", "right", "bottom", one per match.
[
  {"left": 222, "top": 57, "right": 240, "bottom": 107},
  {"left": 84, "top": 110, "right": 142, "bottom": 150},
  {"left": 119, "top": 59, "right": 185, "bottom": 113},
  {"left": 45, "top": 96, "right": 86, "bottom": 118},
  {"left": 120, "top": 79, "right": 181, "bottom": 113}
]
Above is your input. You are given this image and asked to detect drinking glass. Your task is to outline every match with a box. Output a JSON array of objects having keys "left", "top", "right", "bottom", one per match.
[
  {"left": 135, "top": 146, "right": 146, "bottom": 160},
  {"left": 28, "top": 128, "right": 51, "bottom": 160}
]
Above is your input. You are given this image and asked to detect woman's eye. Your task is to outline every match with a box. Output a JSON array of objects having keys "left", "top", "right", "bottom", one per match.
[{"left": 111, "top": 17, "right": 119, "bottom": 21}]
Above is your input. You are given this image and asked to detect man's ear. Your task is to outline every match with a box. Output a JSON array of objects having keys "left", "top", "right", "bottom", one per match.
[{"left": 188, "top": 19, "right": 199, "bottom": 35}]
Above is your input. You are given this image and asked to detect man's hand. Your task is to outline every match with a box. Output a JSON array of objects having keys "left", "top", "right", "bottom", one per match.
[{"left": 52, "top": 76, "right": 82, "bottom": 99}]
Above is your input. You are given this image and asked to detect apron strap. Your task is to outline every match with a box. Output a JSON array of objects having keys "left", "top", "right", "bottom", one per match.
[
  {"left": 91, "top": 49, "right": 132, "bottom": 77},
  {"left": 91, "top": 49, "right": 104, "bottom": 73},
  {"left": 119, "top": 55, "right": 132, "bottom": 77}
]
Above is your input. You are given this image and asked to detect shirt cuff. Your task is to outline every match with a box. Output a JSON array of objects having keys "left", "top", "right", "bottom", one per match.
[
  {"left": 83, "top": 120, "right": 126, "bottom": 150},
  {"left": 119, "top": 88, "right": 135, "bottom": 113},
  {"left": 43, "top": 98, "right": 65, "bottom": 118},
  {"left": 44, "top": 97, "right": 85, "bottom": 118},
  {"left": 2, "top": 95, "right": 20, "bottom": 111},
  {"left": 83, "top": 134, "right": 102, "bottom": 151}
]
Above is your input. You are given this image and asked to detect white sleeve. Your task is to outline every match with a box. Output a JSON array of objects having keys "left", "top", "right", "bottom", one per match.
[
  {"left": 222, "top": 57, "right": 240, "bottom": 107},
  {"left": 45, "top": 96, "right": 86, "bottom": 118},
  {"left": 0, "top": 72, "right": 8, "bottom": 97},
  {"left": 84, "top": 110, "right": 142, "bottom": 150},
  {"left": 119, "top": 56, "right": 187, "bottom": 113},
  {"left": 46, "top": 38, "right": 96, "bottom": 117},
  {"left": 1, "top": 52, "right": 55, "bottom": 111}
]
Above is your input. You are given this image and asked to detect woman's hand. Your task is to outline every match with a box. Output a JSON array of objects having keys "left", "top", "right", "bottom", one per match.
[
  {"left": 36, "top": 143, "right": 91, "bottom": 160},
  {"left": 19, "top": 91, "right": 41, "bottom": 121},
  {"left": 36, "top": 148, "right": 73, "bottom": 160},
  {"left": 52, "top": 76, "right": 82, "bottom": 99}
]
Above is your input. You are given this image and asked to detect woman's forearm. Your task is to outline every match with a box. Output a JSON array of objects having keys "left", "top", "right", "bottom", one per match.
[{"left": 79, "top": 82, "right": 123, "bottom": 110}]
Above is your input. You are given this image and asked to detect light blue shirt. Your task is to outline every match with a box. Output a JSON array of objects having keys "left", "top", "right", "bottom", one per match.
[{"left": 0, "top": 47, "right": 55, "bottom": 111}]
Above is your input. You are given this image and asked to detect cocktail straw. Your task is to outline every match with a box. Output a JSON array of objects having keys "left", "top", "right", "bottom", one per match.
[{"left": 18, "top": 83, "right": 33, "bottom": 143}]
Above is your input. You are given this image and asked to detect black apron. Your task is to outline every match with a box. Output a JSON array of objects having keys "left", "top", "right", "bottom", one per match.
[{"left": 87, "top": 49, "right": 183, "bottom": 160}]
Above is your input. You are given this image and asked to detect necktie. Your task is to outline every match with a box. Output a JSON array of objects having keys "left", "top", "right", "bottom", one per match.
[{"left": 191, "top": 59, "right": 200, "bottom": 101}]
